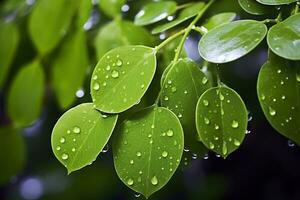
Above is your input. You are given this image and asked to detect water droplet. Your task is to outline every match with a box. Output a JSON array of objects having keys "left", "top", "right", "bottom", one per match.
[
  {"left": 209, "top": 142, "right": 215, "bottom": 149},
  {"left": 134, "top": 193, "right": 141, "bottom": 198},
  {"left": 214, "top": 124, "right": 219, "bottom": 130},
  {"left": 269, "top": 106, "right": 276, "bottom": 116},
  {"left": 203, "top": 100, "right": 209, "bottom": 106},
  {"left": 219, "top": 94, "right": 224, "bottom": 101},
  {"left": 192, "top": 153, "right": 197, "bottom": 160},
  {"left": 288, "top": 140, "right": 295, "bottom": 147},
  {"left": 141, "top": 84, "right": 145, "bottom": 89},
  {"left": 151, "top": 124, "right": 155, "bottom": 129},
  {"left": 231, "top": 120, "right": 239, "bottom": 128},
  {"left": 60, "top": 137, "right": 66, "bottom": 144},
  {"left": 233, "top": 139, "right": 240, "bottom": 147},
  {"left": 72, "top": 147, "right": 76, "bottom": 152},
  {"left": 73, "top": 126, "right": 80, "bottom": 134},
  {"left": 222, "top": 142, "right": 227, "bottom": 155},
  {"left": 106, "top": 65, "right": 111, "bottom": 71},
  {"left": 116, "top": 59, "right": 123, "bottom": 66},
  {"left": 92, "top": 75, "right": 98, "bottom": 80},
  {"left": 127, "top": 178, "right": 134, "bottom": 186},
  {"left": 281, "top": 95, "right": 286, "bottom": 100},
  {"left": 202, "top": 77, "right": 208, "bottom": 84},
  {"left": 203, "top": 153, "right": 209, "bottom": 160},
  {"left": 61, "top": 153, "right": 68, "bottom": 160},
  {"left": 296, "top": 74, "right": 300, "bottom": 82},
  {"left": 130, "top": 160, "right": 134, "bottom": 165},
  {"left": 277, "top": 69, "right": 281, "bottom": 74},
  {"left": 166, "top": 129, "right": 173, "bottom": 137},
  {"left": 56, "top": 146, "right": 61, "bottom": 151},
  {"left": 151, "top": 176, "right": 158, "bottom": 185},
  {"left": 204, "top": 117, "right": 210, "bottom": 125},
  {"left": 93, "top": 82, "right": 100, "bottom": 91},
  {"left": 162, "top": 151, "right": 168, "bottom": 157},
  {"left": 184, "top": 90, "right": 188, "bottom": 94},
  {"left": 136, "top": 152, "right": 142, "bottom": 157},
  {"left": 164, "top": 96, "right": 169, "bottom": 101},
  {"left": 111, "top": 70, "right": 119, "bottom": 78},
  {"left": 102, "top": 145, "right": 109, "bottom": 153},
  {"left": 171, "top": 87, "right": 177, "bottom": 93},
  {"left": 178, "top": 113, "right": 182, "bottom": 118},
  {"left": 261, "top": 94, "right": 266, "bottom": 100}
]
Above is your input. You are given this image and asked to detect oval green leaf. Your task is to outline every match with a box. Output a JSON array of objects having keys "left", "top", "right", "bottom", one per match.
[
  {"left": 238, "top": 0, "right": 273, "bottom": 15},
  {"left": 134, "top": 1, "right": 177, "bottom": 26},
  {"left": 113, "top": 106, "right": 184, "bottom": 198},
  {"left": 256, "top": 0, "right": 298, "bottom": 5},
  {"left": 0, "top": 20, "right": 19, "bottom": 88},
  {"left": 51, "top": 103, "right": 118, "bottom": 174},
  {"left": 257, "top": 52, "right": 300, "bottom": 144},
  {"left": 7, "top": 60, "right": 45, "bottom": 127},
  {"left": 51, "top": 30, "right": 89, "bottom": 109},
  {"left": 98, "top": 0, "right": 125, "bottom": 18},
  {"left": 267, "top": 13, "right": 300, "bottom": 61},
  {"left": 95, "top": 20, "right": 155, "bottom": 60},
  {"left": 152, "top": 2, "right": 205, "bottom": 34},
  {"left": 28, "top": 0, "right": 76, "bottom": 55},
  {"left": 202, "top": 12, "right": 236, "bottom": 31},
  {"left": 0, "top": 127, "right": 26, "bottom": 185},
  {"left": 196, "top": 86, "right": 248, "bottom": 158},
  {"left": 91, "top": 45, "right": 157, "bottom": 114},
  {"left": 161, "top": 58, "right": 211, "bottom": 153},
  {"left": 199, "top": 20, "right": 267, "bottom": 63}
]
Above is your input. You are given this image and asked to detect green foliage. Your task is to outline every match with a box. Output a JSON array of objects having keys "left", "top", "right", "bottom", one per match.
[
  {"left": 202, "top": 12, "right": 236, "bottom": 30},
  {"left": 238, "top": 0, "right": 273, "bottom": 15},
  {"left": 257, "top": 0, "right": 298, "bottom": 5},
  {"left": 98, "top": 0, "right": 125, "bottom": 18}
]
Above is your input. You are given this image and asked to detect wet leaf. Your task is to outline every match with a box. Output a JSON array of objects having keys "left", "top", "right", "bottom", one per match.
[
  {"left": 152, "top": 2, "right": 205, "bottom": 34},
  {"left": 267, "top": 13, "right": 300, "bottom": 60},
  {"left": 161, "top": 58, "right": 211, "bottom": 153},
  {"left": 202, "top": 12, "right": 236, "bottom": 31},
  {"left": 28, "top": 0, "right": 76, "bottom": 55},
  {"left": 91, "top": 45, "right": 156, "bottom": 114},
  {"left": 98, "top": 0, "right": 125, "bottom": 18},
  {"left": 95, "top": 20, "right": 155, "bottom": 60},
  {"left": 257, "top": 52, "right": 300, "bottom": 144},
  {"left": 113, "top": 106, "right": 184, "bottom": 198},
  {"left": 0, "top": 127, "right": 26, "bottom": 185},
  {"left": 51, "top": 103, "right": 118, "bottom": 174},
  {"left": 51, "top": 30, "right": 89, "bottom": 109},
  {"left": 238, "top": 0, "right": 273, "bottom": 15},
  {"left": 0, "top": 20, "right": 19, "bottom": 88},
  {"left": 7, "top": 60, "right": 45, "bottom": 127},
  {"left": 199, "top": 20, "right": 267, "bottom": 63},
  {"left": 256, "top": 0, "right": 298, "bottom": 5},
  {"left": 196, "top": 86, "right": 248, "bottom": 158},
  {"left": 134, "top": 1, "right": 177, "bottom": 26}
]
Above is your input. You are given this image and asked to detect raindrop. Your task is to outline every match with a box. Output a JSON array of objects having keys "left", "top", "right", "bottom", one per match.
[
  {"left": 73, "top": 126, "right": 81, "bottom": 134},
  {"left": 151, "top": 176, "right": 158, "bottom": 186},
  {"left": 277, "top": 69, "right": 281, "bottom": 74},
  {"left": 202, "top": 77, "right": 208, "bottom": 84},
  {"left": 93, "top": 82, "right": 100, "bottom": 91},
  {"left": 106, "top": 65, "right": 111, "bottom": 71},
  {"left": 222, "top": 141, "right": 227, "bottom": 155},
  {"left": 233, "top": 139, "right": 241, "bottom": 147},
  {"left": 61, "top": 153, "right": 68, "bottom": 160},
  {"left": 231, "top": 120, "right": 239, "bottom": 128},
  {"left": 203, "top": 100, "right": 209, "bottom": 106},
  {"left": 127, "top": 178, "right": 134, "bottom": 186},
  {"left": 134, "top": 193, "right": 141, "bottom": 198},
  {"left": 116, "top": 59, "right": 123, "bottom": 67},
  {"left": 164, "top": 96, "right": 169, "bottom": 101},
  {"left": 214, "top": 124, "right": 220, "bottom": 130},
  {"left": 209, "top": 142, "right": 215, "bottom": 149},
  {"left": 111, "top": 70, "right": 119, "bottom": 78},
  {"left": 288, "top": 140, "right": 295, "bottom": 147},
  {"left": 60, "top": 137, "right": 66, "bottom": 144},
  {"left": 171, "top": 86, "right": 177, "bottom": 93},
  {"left": 166, "top": 129, "right": 173, "bottom": 137},
  {"left": 268, "top": 106, "right": 276, "bottom": 116},
  {"left": 219, "top": 93, "right": 225, "bottom": 101},
  {"left": 296, "top": 74, "right": 300, "bottom": 82},
  {"left": 191, "top": 153, "right": 198, "bottom": 160},
  {"left": 141, "top": 84, "right": 145, "bottom": 89},
  {"left": 56, "top": 146, "right": 61, "bottom": 151},
  {"left": 102, "top": 145, "right": 109, "bottom": 153},
  {"left": 204, "top": 117, "right": 210, "bottom": 125},
  {"left": 136, "top": 152, "right": 142, "bottom": 157},
  {"left": 203, "top": 153, "right": 209, "bottom": 160},
  {"left": 130, "top": 160, "right": 134, "bottom": 165},
  {"left": 162, "top": 151, "right": 168, "bottom": 158},
  {"left": 72, "top": 148, "right": 76, "bottom": 152},
  {"left": 184, "top": 90, "right": 188, "bottom": 94}
]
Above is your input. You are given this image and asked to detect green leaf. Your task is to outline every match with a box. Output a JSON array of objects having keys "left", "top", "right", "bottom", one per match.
[
  {"left": 238, "top": 0, "right": 273, "bottom": 15},
  {"left": 161, "top": 58, "right": 211, "bottom": 153},
  {"left": 267, "top": 13, "right": 300, "bottom": 61},
  {"left": 28, "top": 0, "right": 76, "bottom": 55},
  {"left": 51, "top": 103, "right": 118, "bottom": 174},
  {"left": 98, "top": 0, "right": 125, "bottom": 18},
  {"left": 7, "top": 60, "right": 45, "bottom": 127},
  {"left": 196, "top": 86, "right": 248, "bottom": 158},
  {"left": 160, "top": 62, "right": 173, "bottom": 88},
  {"left": 76, "top": 0, "right": 93, "bottom": 27},
  {"left": 113, "top": 106, "right": 184, "bottom": 198},
  {"left": 256, "top": 0, "right": 298, "bottom": 5},
  {"left": 51, "top": 30, "right": 89, "bottom": 109},
  {"left": 0, "top": 127, "right": 26, "bottom": 185},
  {"left": 0, "top": 20, "right": 19, "bottom": 88},
  {"left": 199, "top": 20, "right": 267, "bottom": 63},
  {"left": 134, "top": 1, "right": 177, "bottom": 26},
  {"left": 95, "top": 20, "right": 155, "bottom": 60},
  {"left": 257, "top": 52, "right": 300, "bottom": 144},
  {"left": 91, "top": 45, "right": 157, "bottom": 114},
  {"left": 152, "top": 2, "right": 205, "bottom": 34},
  {"left": 202, "top": 12, "right": 236, "bottom": 31}
]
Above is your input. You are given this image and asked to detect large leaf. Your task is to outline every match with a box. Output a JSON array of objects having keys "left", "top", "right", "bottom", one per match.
[
  {"left": 113, "top": 106, "right": 184, "bottom": 198},
  {"left": 95, "top": 20, "right": 155, "bottom": 60},
  {"left": 51, "top": 103, "right": 118, "bottom": 174},
  {"left": 0, "top": 21, "right": 19, "bottom": 88},
  {"left": 267, "top": 13, "right": 300, "bottom": 61},
  {"left": 199, "top": 20, "right": 267, "bottom": 63},
  {"left": 51, "top": 30, "right": 89, "bottom": 109},
  {"left": 238, "top": 0, "right": 273, "bottom": 15},
  {"left": 151, "top": 2, "right": 205, "bottom": 34},
  {"left": 196, "top": 86, "right": 248, "bottom": 158},
  {"left": 7, "top": 60, "right": 45, "bottom": 127},
  {"left": 28, "top": 0, "right": 76, "bottom": 55},
  {"left": 160, "top": 58, "right": 211, "bottom": 153},
  {"left": 98, "top": 0, "right": 125, "bottom": 18},
  {"left": 0, "top": 127, "right": 26, "bottom": 185},
  {"left": 257, "top": 52, "right": 300, "bottom": 144},
  {"left": 91, "top": 45, "right": 157, "bottom": 114},
  {"left": 202, "top": 12, "right": 236, "bottom": 31},
  {"left": 134, "top": 1, "right": 177, "bottom": 26},
  {"left": 256, "top": 0, "right": 298, "bottom": 5}
]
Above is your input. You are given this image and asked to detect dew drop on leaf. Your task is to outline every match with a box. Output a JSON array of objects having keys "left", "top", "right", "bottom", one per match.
[
  {"left": 111, "top": 70, "right": 119, "bottom": 78},
  {"left": 268, "top": 106, "right": 276, "bottom": 116},
  {"left": 127, "top": 178, "right": 134, "bottom": 186},
  {"left": 162, "top": 151, "right": 168, "bottom": 158},
  {"left": 60, "top": 137, "right": 66, "bottom": 144},
  {"left": 151, "top": 176, "right": 158, "bottom": 186},
  {"left": 73, "top": 126, "right": 81, "bottom": 134},
  {"left": 231, "top": 120, "right": 239, "bottom": 128},
  {"left": 61, "top": 153, "right": 69, "bottom": 160}
]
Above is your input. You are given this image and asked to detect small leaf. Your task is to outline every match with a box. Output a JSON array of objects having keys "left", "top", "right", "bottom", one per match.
[
  {"left": 91, "top": 45, "right": 157, "bottom": 114},
  {"left": 152, "top": 2, "right": 205, "bottom": 34},
  {"left": 98, "top": 0, "right": 125, "bottom": 18},
  {"left": 51, "top": 30, "right": 89, "bottom": 109},
  {"left": 0, "top": 127, "right": 26, "bottom": 185},
  {"left": 202, "top": 12, "right": 236, "bottom": 31},
  {"left": 28, "top": 0, "right": 77, "bottom": 55},
  {"left": 0, "top": 20, "right": 19, "bottom": 88},
  {"left": 256, "top": 0, "right": 298, "bottom": 5},
  {"left": 113, "top": 106, "right": 184, "bottom": 198},
  {"left": 51, "top": 103, "right": 118, "bottom": 174},
  {"left": 95, "top": 20, "right": 155, "bottom": 60},
  {"left": 196, "top": 86, "right": 248, "bottom": 158},
  {"left": 199, "top": 20, "right": 267, "bottom": 63},
  {"left": 7, "top": 60, "right": 45, "bottom": 127},
  {"left": 267, "top": 13, "right": 300, "bottom": 61},
  {"left": 161, "top": 58, "right": 211, "bottom": 153},
  {"left": 257, "top": 52, "right": 300, "bottom": 144},
  {"left": 238, "top": 0, "right": 273, "bottom": 15},
  {"left": 134, "top": 1, "right": 177, "bottom": 26}
]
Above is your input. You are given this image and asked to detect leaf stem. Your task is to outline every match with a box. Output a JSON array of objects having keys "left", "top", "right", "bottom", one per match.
[
  {"left": 192, "top": 26, "right": 208, "bottom": 35},
  {"left": 176, "top": 2, "right": 194, "bottom": 10},
  {"left": 260, "top": 12, "right": 282, "bottom": 24},
  {"left": 154, "top": 29, "right": 185, "bottom": 51},
  {"left": 294, "top": 2, "right": 299, "bottom": 14}
]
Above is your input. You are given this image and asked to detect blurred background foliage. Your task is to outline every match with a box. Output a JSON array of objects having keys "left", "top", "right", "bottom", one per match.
[{"left": 0, "top": 0, "right": 300, "bottom": 199}]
